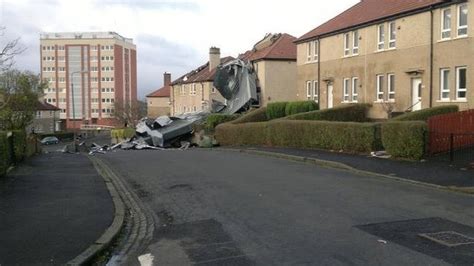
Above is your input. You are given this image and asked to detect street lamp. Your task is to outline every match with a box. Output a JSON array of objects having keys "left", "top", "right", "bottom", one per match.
[{"left": 70, "top": 70, "right": 88, "bottom": 152}]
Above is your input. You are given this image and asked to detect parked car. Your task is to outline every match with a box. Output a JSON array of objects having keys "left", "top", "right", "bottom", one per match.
[{"left": 40, "top": 136, "right": 59, "bottom": 145}]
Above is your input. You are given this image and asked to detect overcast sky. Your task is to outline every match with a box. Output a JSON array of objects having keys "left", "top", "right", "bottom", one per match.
[{"left": 0, "top": 0, "right": 358, "bottom": 99}]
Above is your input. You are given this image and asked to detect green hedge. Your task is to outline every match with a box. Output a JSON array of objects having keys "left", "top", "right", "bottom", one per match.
[
  {"left": 231, "top": 107, "right": 269, "bottom": 124},
  {"left": 12, "top": 130, "right": 26, "bottom": 162},
  {"left": 0, "top": 132, "right": 9, "bottom": 177},
  {"left": 285, "top": 104, "right": 371, "bottom": 122},
  {"left": 205, "top": 114, "right": 240, "bottom": 131},
  {"left": 285, "top": 101, "right": 319, "bottom": 116},
  {"left": 382, "top": 121, "right": 427, "bottom": 160},
  {"left": 111, "top": 128, "right": 136, "bottom": 140},
  {"left": 216, "top": 120, "right": 380, "bottom": 153},
  {"left": 266, "top": 102, "right": 289, "bottom": 120},
  {"left": 39, "top": 132, "right": 74, "bottom": 141},
  {"left": 391, "top": 105, "right": 459, "bottom": 121}
]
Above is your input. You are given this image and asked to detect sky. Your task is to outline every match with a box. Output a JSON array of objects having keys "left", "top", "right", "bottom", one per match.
[{"left": 0, "top": 0, "right": 358, "bottom": 99}]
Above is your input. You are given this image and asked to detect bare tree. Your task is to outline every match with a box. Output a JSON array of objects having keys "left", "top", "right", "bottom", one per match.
[
  {"left": 112, "top": 100, "right": 146, "bottom": 128},
  {"left": 381, "top": 101, "right": 396, "bottom": 119}
]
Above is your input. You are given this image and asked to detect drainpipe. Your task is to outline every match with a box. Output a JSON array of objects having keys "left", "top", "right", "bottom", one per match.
[
  {"left": 317, "top": 37, "right": 321, "bottom": 107},
  {"left": 429, "top": 7, "right": 434, "bottom": 108}
]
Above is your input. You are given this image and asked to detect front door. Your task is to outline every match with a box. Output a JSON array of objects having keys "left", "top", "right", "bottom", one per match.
[
  {"left": 411, "top": 78, "right": 422, "bottom": 111},
  {"left": 327, "top": 84, "right": 334, "bottom": 109}
]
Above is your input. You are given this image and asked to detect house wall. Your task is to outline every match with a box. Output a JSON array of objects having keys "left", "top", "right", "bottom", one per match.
[
  {"left": 28, "top": 110, "right": 60, "bottom": 134},
  {"left": 171, "top": 82, "right": 225, "bottom": 115},
  {"left": 297, "top": 1, "right": 474, "bottom": 118},
  {"left": 147, "top": 97, "right": 171, "bottom": 117},
  {"left": 257, "top": 60, "right": 298, "bottom": 106}
]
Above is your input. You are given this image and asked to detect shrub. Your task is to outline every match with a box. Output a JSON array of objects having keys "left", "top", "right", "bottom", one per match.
[
  {"left": 12, "top": 130, "right": 26, "bottom": 162},
  {"left": 285, "top": 101, "right": 319, "bottom": 116},
  {"left": 205, "top": 114, "right": 240, "bottom": 131},
  {"left": 216, "top": 120, "right": 380, "bottom": 153},
  {"left": 285, "top": 103, "right": 371, "bottom": 122},
  {"left": 382, "top": 121, "right": 427, "bottom": 160},
  {"left": 0, "top": 132, "right": 9, "bottom": 177},
  {"left": 111, "top": 128, "right": 136, "bottom": 140},
  {"left": 231, "top": 107, "right": 268, "bottom": 124},
  {"left": 266, "top": 102, "right": 289, "bottom": 120},
  {"left": 391, "top": 105, "right": 459, "bottom": 122}
]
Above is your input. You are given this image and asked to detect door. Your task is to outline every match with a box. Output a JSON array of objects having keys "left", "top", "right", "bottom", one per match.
[
  {"left": 327, "top": 84, "right": 334, "bottom": 108},
  {"left": 411, "top": 78, "right": 422, "bottom": 111}
]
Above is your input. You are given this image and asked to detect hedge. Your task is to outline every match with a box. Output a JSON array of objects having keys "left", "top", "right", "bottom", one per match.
[
  {"left": 382, "top": 121, "right": 427, "bottom": 160},
  {"left": 285, "top": 101, "right": 319, "bottom": 116},
  {"left": 266, "top": 102, "right": 289, "bottom": 120},
  {"left": 111, "top": 128, "right": 136, "bottom": 140},
  {"left": 205, "top": 114, "right": 240, "bottom": 131},
  {"left": 12, "top": 130, "right": 26, "bottom": 162},
  {"left": 216, "top": 120, "right": 380, "bottom": 153},
  {"left": 231, "top": 107, "right": 269, "bottom": 124},
  {"left": 391, "top": 105, "right": 459, "bottom": 121},
  {"left": 0, "top": 132, "right": 9, "bottom": 177},
  {"left": 285, "top": 104, "right": 371, "bottom": 122}
]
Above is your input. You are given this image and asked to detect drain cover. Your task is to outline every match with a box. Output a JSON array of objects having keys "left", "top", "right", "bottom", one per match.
[{"left": 419, "top": 231, "right": 474, "bottom": 247}]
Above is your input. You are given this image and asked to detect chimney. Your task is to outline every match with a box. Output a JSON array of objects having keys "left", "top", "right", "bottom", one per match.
[
  {"left": 209, "top": 47, "right": 220, "bottom": 71},
  {"left": 164, "top": 72, "right": 171, "bottom": 87}
]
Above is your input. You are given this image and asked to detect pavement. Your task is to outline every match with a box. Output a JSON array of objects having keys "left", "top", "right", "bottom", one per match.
[
  {"left": 0, "top": 152, "right": 114, "bottom": 265},
  {"left": 100, "top": 148, "right": 474, "bottom": 265},
  {"left": 241, "top": 146, "right": 474, "bottom": 188}
]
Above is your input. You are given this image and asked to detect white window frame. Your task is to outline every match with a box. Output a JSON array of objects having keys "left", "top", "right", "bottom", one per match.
[
  {"left": 306, "top": 81, "right": 312, "bottom": 100},
  {"left": 343, "top": 33, "right": 350, "bottom": 56},
  {"left": 313, "top": 41, "right": 319, "bottom": 62},
  {"left": 440, "top": 68, "right": 450, "bottom": 100},
  {"left": 313, "top": 81, "right": 319, "bottom": 102},
  {"left": 441, "top": 8, "right": 452, "bottom": 39},
  {"left": 387, "top": 74, "right": 395, "bottom": 101},
  {"left": 352, "top": 31, "right": 359, "bottom": 55},
  {"left": 377, "top": 24, "right": 385, "bottom": 51},
  {"left": 190, "top": 84, "right": 196, "bottom": 95},
  {"left": 352, "top": 77, "right": 358, "bottom": 102},
  {"left": 457, "top": 4, "right": 468, "bottom": 37},
  {"left": 307, "top": 41, "right": 312, "bottom": 62},
  {"left": 388, "top": 21, "right": 396, "bottom": 49},
  {"left": 376, "top": 74, "right": 385, "bottom": 101},
  {"left": 456, "top": 66, "right": 467, "bottom": 100},
  {"left": 343, "top": 78, "right": 350, "bottom": 102}
]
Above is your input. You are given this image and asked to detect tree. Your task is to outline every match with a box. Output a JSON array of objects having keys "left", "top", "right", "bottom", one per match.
[
  {"left": 0, "top": 70, "right": 47, "bottom": 130},
  {"left": 112, "top": 99, "right": 146, "bottom": 128}
]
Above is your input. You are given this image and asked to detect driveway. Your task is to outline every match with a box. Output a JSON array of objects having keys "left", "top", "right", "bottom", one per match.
[{"left": 101, "top": 149, "right": 474, "bottom": 265}]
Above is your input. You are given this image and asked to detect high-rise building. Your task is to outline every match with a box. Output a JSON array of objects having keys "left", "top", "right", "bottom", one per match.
[{"left": 39, "top": 32, "right": 137, "bottom": 129}]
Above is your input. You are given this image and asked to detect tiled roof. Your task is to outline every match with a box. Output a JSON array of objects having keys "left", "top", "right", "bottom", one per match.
[
  {"left": 37, "top": 100, "right": 60, "bottom": 111},
  {"left": 296, "top": 0, "right": 448, "bottom": 43},
  {"left": 147, "top": 85, "right": 170, "bottom": 98},
  {"left": 240, "top": 33, "right": 297, "bottom": 62},
  {"left": 171, "top": 56, "right": 235, "bottom": 85}
]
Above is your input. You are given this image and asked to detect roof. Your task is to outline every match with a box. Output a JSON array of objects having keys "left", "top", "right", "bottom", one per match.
[
  {"left": 296, "top": 0, "right": 448, "bottom": 43},
  {"left": 171, "top": 56, "right": 234, "bottom": 85},
  {"left": 147, "top": 85, "right": 170, "bottom": 98},
  {"left": 37, "top": 101, "right": 60, "bottom": 111},
  {"left": 239, "top": 33, "right": 297, "bottom": 62}
]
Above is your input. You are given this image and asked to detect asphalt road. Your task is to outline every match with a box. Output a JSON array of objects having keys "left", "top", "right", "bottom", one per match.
[{"left": 102, "top": 149, "right": 474, "bottom": 265}]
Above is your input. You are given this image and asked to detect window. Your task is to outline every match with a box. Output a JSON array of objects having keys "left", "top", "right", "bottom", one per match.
[
  {"left": 190, "top": 84, "right": 196, "bottom": 95},
  {"left": 59, "top": 67, "right": 65, "bottom": 72},
  {"left": 343, "top": 78, "right": 350, "bottom": 102},
  {"left": 211, "top": 87, "right": 216, "bottom": 93},
  {"left": 388, "top": 74, "right": 395, "bottom": 101},
  {"left": 377, "top": 24, "right": 385, "bottom": 50},
  {"left": 440, "top": 69, "right": 450, "bottom": 100},
  {"left": 388, "top": 21, "right": 396, "bottom": 48},
  {"left": 376, "top": 74, "right": 385, "bottom": 101},
  {"left": 91, "top": 67, "right": 98, "bottom": 72},
  {"left": 307, "top": 41, "right": 312, "bottom": 62},
  {"left": 91, "top": 56, "right": 98, "bottom": 62},
  {"left": 343, "top": 33, "right": 350, "bottom": 56},
  {"left": 456, "top": 66, "right": 467, "bottom": 99},
  {"left": 306, "top": 81, "right": 312, "bottom": 100},
  {"left": 59, "top": 77, "right": 65, "bottom": 83},
  {"left": 458, "top": 4, "right": 468, "bottom": 37},
  {"left": 352, "top": 77, "right": 358, "bottom": 102},
  {"left": 313, "top": 41, "right": 319, "bottom": 61},
  {"left": 442, "top": 8, "right": 452, "bottom": 39},
  {"left": 313, "top": 81, "right": 319, "bottom": 102},
  {"left": 353, "top": 31, "right": 359, "bottom": 55},
  {"left": 58, "top": 56, "right": 65, "bottom": 62}
]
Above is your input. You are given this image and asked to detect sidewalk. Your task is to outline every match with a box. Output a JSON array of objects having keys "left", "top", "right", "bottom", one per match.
[
  {"left": 0, "top": 152, "right": 114, "bottom": 265},
  {"left": 243, "top": 147, "right": 474, "bottom": 188}
]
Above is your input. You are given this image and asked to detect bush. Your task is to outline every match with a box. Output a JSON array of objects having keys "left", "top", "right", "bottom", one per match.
[
  {"left": 285, "top": 103, "right": 371, "bottom": 122},
  {"left": 111, "top": 128, "right": 136, "bottom": 140},
  {"left": 231, "top": 107, "right": 269, "bottom": 124},
  {"left": 285, "top": 101, "right": 319, "bottom": 116},
  {"left": 382, "top": 121, "right": 427, "bottom": 160},
  {"left": 12, "top": 130, "right": 26, "bottom": 162},
  {"left": 216, "top": 120, "right": 380, "bottom": 153},
  {"left": 0, "top": 132, "right": 9, "bottom": 177},
  {"left": 205, "top": 114, "right": 240, "bottom": 131},
  {"left": 391, "top": 105, "right": 459, "bottom": 121},
  {"left": 39, "top": 132, "right": 74, "bottom": 141},
  {"left": 266, "top": 102, "right": 289, "bottom": 120}
]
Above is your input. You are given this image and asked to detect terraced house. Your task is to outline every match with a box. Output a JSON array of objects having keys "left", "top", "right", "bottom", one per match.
[{"left": 296, "top": 0, "right": 473, "bottom": 119}]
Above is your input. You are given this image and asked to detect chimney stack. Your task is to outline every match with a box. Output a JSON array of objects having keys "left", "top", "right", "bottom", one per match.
[
  {"left": 164, "top": 72, "right": 171, "bottom": 87},
  {"left": 209, "top": 47, "right": 220, "bottom": 72}
]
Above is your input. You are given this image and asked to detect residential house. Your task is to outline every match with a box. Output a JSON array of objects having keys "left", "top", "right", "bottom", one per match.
[
  {"left": 239, "top": 33, "right": 298, "bottom": 106},
  {"left": 28, "top": 100, "right": 61, "bottom": 134},
  {"left": 295, "top": 0, "right": 473, "bottom": 119},
  {"left": 170, "top": 47, "right": 233, "bottom": 115},
  {"left": 146, "top": 73, "right": 171, "bottom": 117}
]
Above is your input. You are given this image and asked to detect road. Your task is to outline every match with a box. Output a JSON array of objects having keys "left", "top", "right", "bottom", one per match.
[{"left": 101, "top": 149, "right": 474, "bottom": 265}]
